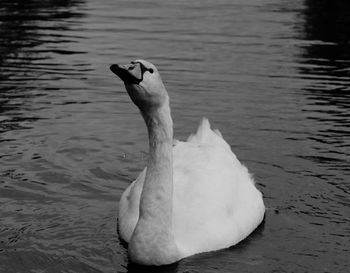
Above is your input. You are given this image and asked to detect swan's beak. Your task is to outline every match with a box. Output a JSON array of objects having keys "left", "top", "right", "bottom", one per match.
[{"left": 110, "top": 62, "right": 143, "bottom": 84}]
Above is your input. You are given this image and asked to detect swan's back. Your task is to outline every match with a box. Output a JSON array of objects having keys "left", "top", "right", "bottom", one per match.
[
  {"left": 172, "top": 119, "right": 264, "bottom": 256},
  {"left": 118, "top": 118, "right": 265, "bottom": 258}
]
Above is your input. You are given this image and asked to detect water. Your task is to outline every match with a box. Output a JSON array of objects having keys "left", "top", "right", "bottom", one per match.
[{"left": 0, "top": 0, "right": 349, "bottom": 272}]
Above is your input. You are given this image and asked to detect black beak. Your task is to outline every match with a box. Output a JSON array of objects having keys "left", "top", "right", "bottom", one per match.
[{"left": 110, "top": 62, "right": 143, "bottom": 84}]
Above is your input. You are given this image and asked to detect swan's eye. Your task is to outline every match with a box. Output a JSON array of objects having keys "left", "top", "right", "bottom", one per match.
[{"left": 148, "top": 68, "right": 154, "bottom": 74}]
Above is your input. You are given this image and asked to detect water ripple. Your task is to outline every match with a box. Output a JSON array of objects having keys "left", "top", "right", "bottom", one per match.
[{"left": 0, "top": 0, "right": 349, "bottom": 272}]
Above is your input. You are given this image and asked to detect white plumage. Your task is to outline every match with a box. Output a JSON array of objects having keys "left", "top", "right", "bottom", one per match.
[
  {"left": 110, "top": 59, "right": 265, "bottom": 265},
  {"left": 118, "top": 118, "right": 265, "bottom": 258}
]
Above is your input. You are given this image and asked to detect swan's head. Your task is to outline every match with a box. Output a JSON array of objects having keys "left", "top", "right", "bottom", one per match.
[{"left": 110, "top": 59, "right": 168, "bottom": 110}]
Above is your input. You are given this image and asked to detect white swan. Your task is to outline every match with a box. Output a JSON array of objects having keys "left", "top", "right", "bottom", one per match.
[{"left": 110, "top": 60, "right": 265, "bottom": 266}]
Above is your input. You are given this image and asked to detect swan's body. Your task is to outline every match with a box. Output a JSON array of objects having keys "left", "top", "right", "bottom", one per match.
[{"left": 110, "top": 60, "right": 265, "bottom": 265}]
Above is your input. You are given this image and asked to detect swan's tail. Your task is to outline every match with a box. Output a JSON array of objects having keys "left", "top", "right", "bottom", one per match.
[
  {"left": 187, "top": 118, "right": 227, "bottom": 146},
  {"left": 187, "top": 118, "right": 209, "bottom": 143}
]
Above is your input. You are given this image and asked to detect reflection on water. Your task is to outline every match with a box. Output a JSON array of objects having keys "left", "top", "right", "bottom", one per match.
[
  {"left": 298, "top": 0, "right": 350, "bottom": 190},
  {"left": 0, "top": 0, "right": 88, "bottom": 134},
  {"left": 0, "top": 0, "right": 349, "bottom": 272}
]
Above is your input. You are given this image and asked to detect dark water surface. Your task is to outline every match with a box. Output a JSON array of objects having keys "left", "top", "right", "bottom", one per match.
[{"left": 0, "top": 0, "right": 349, "bottom": 272}]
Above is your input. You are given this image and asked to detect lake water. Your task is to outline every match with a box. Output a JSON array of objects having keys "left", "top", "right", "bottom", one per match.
[{"left": 0, "top": 0, "right": 349, "bottom": 272}]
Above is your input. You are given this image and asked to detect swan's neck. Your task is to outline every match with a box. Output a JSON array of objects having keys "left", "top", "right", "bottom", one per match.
[
  {"left": 141, "top": 104, "right": 173, "bottom": 220},
  {"left": 128, "top": 102, "right": 180, "bottom": 265}
]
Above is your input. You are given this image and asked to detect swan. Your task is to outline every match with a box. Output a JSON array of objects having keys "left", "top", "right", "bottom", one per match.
[{"left": 110, "top": 60, "right": 265, "bottom": 266}]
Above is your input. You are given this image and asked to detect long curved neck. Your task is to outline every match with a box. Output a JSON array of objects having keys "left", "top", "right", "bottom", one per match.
[
  {"left": 141, "top": 103, "right": 173, "bottom": 221},
  {"left": 129, "top": 101, "right": 180, "bottom": 265}
]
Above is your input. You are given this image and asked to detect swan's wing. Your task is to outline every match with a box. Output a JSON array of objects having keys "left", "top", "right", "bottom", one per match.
[
  {"left": 118, "top": 168, "right": 146, "bottom": 242},
  {"left": 172, "top": 119, "right": 264, "bottom": 256}
]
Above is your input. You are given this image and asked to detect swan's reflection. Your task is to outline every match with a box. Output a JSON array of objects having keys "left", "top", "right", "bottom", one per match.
[{"left": 127, "top": 262, "right": 179, "bottom": 273}]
